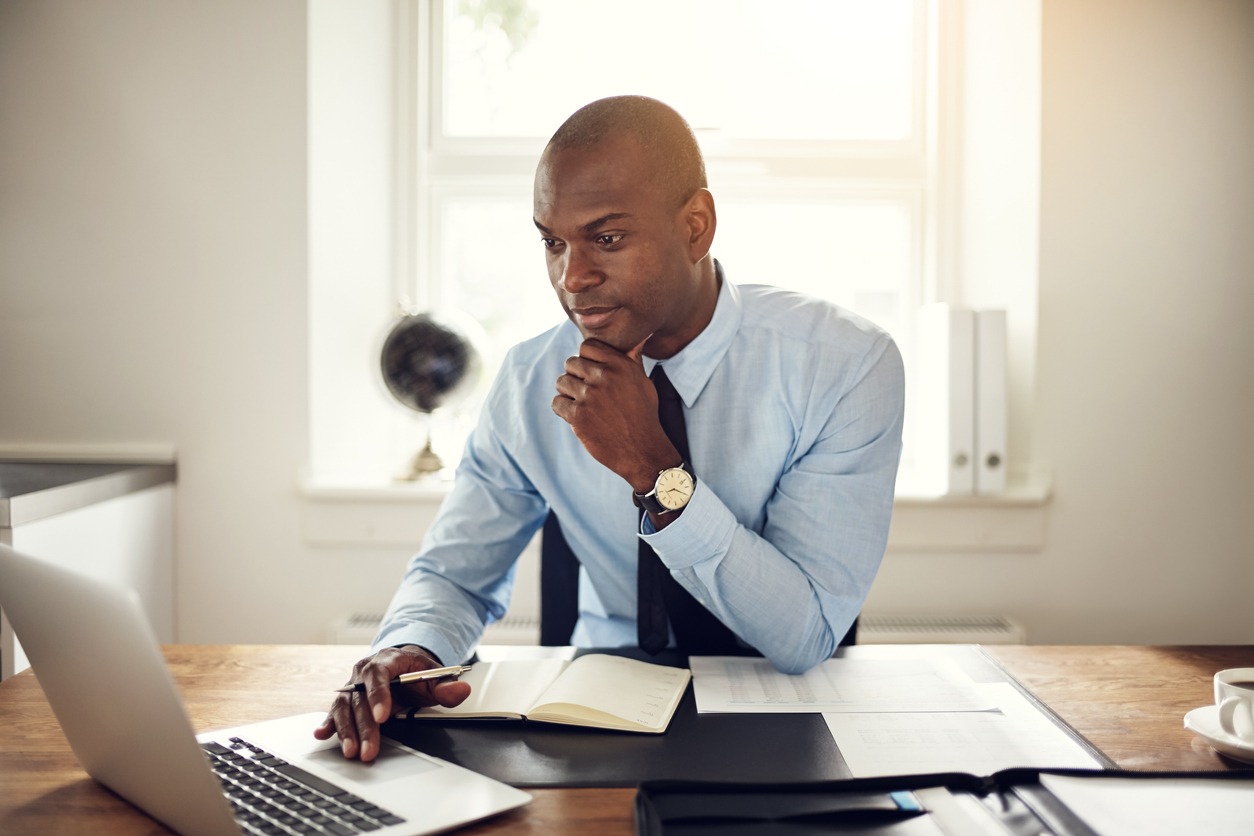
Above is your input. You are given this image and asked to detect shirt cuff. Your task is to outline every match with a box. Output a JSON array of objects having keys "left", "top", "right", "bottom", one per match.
[{"left": 638, "top": 480, "right": 736, "bottom": 571}]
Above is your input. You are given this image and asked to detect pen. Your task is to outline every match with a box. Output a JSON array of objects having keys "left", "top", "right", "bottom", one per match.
[{"left": 335, "top": 665, "right": 472, "bottom": 693}]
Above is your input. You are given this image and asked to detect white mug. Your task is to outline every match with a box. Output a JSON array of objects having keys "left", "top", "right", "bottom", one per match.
[{"left": 1214, "top": 668, "right": 1254, "bottom": 743}]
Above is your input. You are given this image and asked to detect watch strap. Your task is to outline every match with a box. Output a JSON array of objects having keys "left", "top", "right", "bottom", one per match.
[{"left": 633, "top": 488, "right": 670, "bottom": 516}]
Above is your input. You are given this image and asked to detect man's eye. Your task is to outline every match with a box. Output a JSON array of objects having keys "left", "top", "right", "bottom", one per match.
[
  {"left": 595, "top": 234, "right": 623, "bottom": 247},
  {"left": 541, "top": 237, "right": 559, "bottom": 249}
]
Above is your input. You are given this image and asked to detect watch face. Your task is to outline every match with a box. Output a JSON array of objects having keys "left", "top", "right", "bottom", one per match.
[{"left": 655, "top": 467, "right": 695, "bottom": 511}]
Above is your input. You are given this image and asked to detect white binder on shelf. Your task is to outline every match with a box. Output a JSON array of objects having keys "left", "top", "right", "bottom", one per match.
[
  {"left": 974, "top": 309, "right": 1008, "bottom": 494},
  {"left": 915, "top": 303, "right": 975, "bottom": 495}
]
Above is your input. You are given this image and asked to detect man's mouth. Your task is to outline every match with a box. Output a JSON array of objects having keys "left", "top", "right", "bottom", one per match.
[{"left": 571, "top": 305, "right": 620, "bottom": 330}]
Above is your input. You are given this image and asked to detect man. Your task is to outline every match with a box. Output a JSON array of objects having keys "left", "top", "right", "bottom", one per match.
[{"left": 317, "top": 96, "right": 904, "bottom": 762}]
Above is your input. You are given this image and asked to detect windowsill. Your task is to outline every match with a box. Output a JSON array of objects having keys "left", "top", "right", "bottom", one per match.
[
  {"left": 298, "top": 470, "right": 1051, "bottom": 553},
  {"left": 300, "top": 472, "right": 459, "bottom": 503},
  {"left": 894, "top": 474, "right": 1051, "bottom": 507},
  {"left": 888, "top": 471, "right": 1052, "bottom": 553}
]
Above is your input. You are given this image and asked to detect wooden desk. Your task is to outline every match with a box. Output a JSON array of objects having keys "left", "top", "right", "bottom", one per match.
[{"left": 0, "top": 644, "right": 1249, "bottom": 834}]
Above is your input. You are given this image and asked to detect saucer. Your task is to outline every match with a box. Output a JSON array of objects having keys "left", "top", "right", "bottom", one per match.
[{"left": 1184, "top": 705, "right": 1254, "bottom": 764}]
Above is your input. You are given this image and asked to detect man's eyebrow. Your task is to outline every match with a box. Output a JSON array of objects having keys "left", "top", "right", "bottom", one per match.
[
  {"left": 580, "top": 212, "right": 632, "bottom": 234},
  {"left": 533, "top": 213, "right": 633, "bottom": 236}
]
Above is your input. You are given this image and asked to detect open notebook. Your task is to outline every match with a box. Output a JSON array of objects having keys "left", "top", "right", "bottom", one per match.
[
  {"left": 396, "top": 654, "right": 690, "bottom": 733},
  {"left": 0, "top": 543, "right": 530, "bottom": 836}
]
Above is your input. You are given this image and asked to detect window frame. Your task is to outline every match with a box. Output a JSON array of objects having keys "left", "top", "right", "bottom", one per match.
[
  {"left": 309, "top": 0, "right": 1048, "bottom": 492},
  {"left": 403, "top": 0, "right": 950, "bottom": 473}
]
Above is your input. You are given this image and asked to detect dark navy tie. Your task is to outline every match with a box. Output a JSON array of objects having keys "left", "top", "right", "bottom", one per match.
[{"left": 637, "top": 365, "right": 744, "bottom": 656}]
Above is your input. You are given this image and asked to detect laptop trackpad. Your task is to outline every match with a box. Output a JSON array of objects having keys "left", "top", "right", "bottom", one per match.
[{"left": 305, "top": 743, "right": 441, "bottom": 785}]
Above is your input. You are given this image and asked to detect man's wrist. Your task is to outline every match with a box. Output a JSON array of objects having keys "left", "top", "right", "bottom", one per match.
[
  {"left": 630, "top": 460, "right": 683, "bottom": 496},
  {"left": 398, "top": 644, "right": 442, "bottom": 667}
]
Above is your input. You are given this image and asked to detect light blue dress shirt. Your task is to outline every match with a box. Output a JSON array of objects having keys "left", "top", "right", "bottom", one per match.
[{"left": 374, "top": 265, "right": 905, "bottom": 673}]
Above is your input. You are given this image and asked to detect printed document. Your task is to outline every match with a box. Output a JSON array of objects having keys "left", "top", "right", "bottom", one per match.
[
  {"left": 825, "top": 682, "right": 1103, "bottom": 777},
  {"left": 689, "top": 655, "right": 996, "bottom": 714}
]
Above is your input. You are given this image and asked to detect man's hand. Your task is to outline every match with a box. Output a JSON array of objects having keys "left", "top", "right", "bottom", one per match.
[
  {"left": 314, "top": 645, "right": 471, "bottom": 762},
  {"left": 552, "top": 337, "right": 679, "bottom": 492}
]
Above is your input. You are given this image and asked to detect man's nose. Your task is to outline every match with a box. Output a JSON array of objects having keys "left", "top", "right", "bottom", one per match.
[{"left": 559, "top": 246, "right": 603, "bottom": 294}]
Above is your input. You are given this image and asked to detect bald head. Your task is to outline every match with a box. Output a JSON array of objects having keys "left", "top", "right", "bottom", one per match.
[{"left": 545, "top": 95, "right": 707, "bottom": 210}]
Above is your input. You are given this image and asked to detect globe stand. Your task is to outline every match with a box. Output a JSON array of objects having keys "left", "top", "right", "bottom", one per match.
[{"left": 399, "top": 416, "right": 444, "bottom": 481}]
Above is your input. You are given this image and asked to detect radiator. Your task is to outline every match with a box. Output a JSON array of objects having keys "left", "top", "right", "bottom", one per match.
[
  {"left": 326, "top": 612, "right": 383, "bottom": 645},
  {"left": 482, "top": 616, "right": 541, "bottom": 645},
  {"left": 329, "top": 613, "right": 1024, "bottom": 646},
  {"left": 858, "top": 614, "right": 1025, "bottom": 645},
  {"left": 326, "top": 612, "right": 540, "bottom": 645}
]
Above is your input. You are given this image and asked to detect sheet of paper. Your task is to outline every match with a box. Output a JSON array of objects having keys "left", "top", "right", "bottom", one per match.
[
  {"left": 689, "top": 655, "right": 996, "bottom": 713},
  {"left": 824, "top": 682, "right": 1103, "bottom": 777},
  {"left": 1039, "top": 774, "right": 1254, "bottom": 836},
  {"left": 533, "top": 654, "right": 690, "bottom": 729}
]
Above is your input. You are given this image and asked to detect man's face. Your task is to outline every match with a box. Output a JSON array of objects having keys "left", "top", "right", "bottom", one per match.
[{"left": 533, "top": 137, "right": 705, "bottom": 357}]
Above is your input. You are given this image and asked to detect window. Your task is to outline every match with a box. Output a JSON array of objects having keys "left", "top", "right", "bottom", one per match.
[
  {"left": 404, "top": 0, "right": 935, "bottom": 469},
  {"left": 308, "top": 0, "right": 1040, "bottom": 491}
]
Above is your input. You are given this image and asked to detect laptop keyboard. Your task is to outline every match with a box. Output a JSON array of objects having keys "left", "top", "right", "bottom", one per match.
[{"left": 202, "top": 737, "right": 407, "bottom": 835}]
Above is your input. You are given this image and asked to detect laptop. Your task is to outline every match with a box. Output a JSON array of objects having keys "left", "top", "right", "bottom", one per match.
[{"left": 0, "top": 544, "right": 531, "bottom": 836}]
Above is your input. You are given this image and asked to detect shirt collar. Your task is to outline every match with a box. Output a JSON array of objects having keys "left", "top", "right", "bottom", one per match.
[{"left": 643, "top": 260, "right": 741, "bottom": 409}]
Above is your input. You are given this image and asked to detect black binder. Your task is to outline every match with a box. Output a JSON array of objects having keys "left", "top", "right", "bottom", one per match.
[{"left": 634, "top": 769, "right": 1254, "bottom": 835}]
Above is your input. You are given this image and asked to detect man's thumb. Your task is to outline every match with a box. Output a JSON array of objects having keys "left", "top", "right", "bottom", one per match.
[{"left": 627, "top": 333, "right": 652, "bottom": 365}]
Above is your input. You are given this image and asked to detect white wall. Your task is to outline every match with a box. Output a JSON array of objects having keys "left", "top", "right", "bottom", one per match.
[
  {"left": 0, "top": 0, "right": 320, "bottom": 642},
  {"left": 867, "top": 0, "right": 1254, "bottom": 643},
  {"left": 2, "top": 0, "right": 1251, "bottom": 646}
]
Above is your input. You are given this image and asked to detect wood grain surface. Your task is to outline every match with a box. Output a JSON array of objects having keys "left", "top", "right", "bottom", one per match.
[{"left": 1, "top": 644, "right": 1249, "bottom": 834}]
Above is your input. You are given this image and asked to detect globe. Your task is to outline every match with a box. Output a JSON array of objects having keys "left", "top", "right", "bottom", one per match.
[{"left": 379, "top": 309, "right": 484, "bottom": 479}]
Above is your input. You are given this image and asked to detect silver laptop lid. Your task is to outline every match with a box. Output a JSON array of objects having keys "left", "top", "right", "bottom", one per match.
[
  {"left": 0, "top": 545, "right": 532, "bottom": 836},
  {"left": 0, "top": 543, "right": 240, "bottom": 834}
]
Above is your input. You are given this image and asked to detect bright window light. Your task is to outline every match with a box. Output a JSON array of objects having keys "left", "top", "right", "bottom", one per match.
[{"left": 442, "top": 0, "right": 917, "bottom": 142}]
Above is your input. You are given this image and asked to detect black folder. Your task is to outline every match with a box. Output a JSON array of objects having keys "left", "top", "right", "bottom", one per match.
[
  {"left": 381, "top": 646, "right": 1109, "bottom": 788},
  {"left": 383, "top": 681, "right": 849, "bottom": 787},
  {"left": 634, "top": 769, "right": 1254, "bottom": 835}
]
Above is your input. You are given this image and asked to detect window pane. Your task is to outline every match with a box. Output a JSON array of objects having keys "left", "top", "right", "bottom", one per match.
[
  {"left": 436, "top": 196, "right": 562, "bottom": 360},
  {"left": 443, "top": 0, "right": 916, "bottom": 141},
  {"left": 712, "top": 198, "right": 913, "bottom": 344}
]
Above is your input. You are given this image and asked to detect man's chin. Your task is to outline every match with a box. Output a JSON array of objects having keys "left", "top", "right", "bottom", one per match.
[
  {"left": 592, "top": 335, "right": 637, "bottom": 353},
  {"left": 571, "top": 322, "right": 640, "bottom": 353}
]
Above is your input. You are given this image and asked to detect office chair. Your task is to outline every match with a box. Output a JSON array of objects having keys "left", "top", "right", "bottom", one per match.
[
  {"left": 538, "top": 510, "right": 858, "bottom": 649},
  {"left": 539, "top": 511, "right": 581, "bottom": 646}
]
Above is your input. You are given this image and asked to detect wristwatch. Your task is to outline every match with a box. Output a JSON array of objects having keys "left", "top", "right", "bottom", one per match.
[{"left": 633, "top": 463, "right": 696, "bottom": 516}]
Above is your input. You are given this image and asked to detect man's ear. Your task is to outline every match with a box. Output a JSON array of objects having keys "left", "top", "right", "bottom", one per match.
[{"left": 682, "top": 188, "right": 717, "bottom": 263}]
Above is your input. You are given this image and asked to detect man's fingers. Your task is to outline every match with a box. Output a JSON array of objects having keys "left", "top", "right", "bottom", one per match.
[
  {"left": 351, "top": 692, "right": 381, "bottom": 761},
  {"left": 312, "top": 715, "right": 335, "bottom": 740},
  {"left": 358, "top": 665, "right": 395, "bottom": 726},
  {"left": 398, "top": 676, "right": 472, "bottom": 710},
  {"left": 562, "top": 354, "right": 607, "bottom": 385},
  {"left": 554, "top": 370, "right": 587, "bottom": 400},
  {"left": 430, "top": 679, "right": 472, "bottom": 707},
  {"left": 317, "top": 645, "right": 448, "bottom": 762},
  {"left": 552, "top": 392, "right": 573, "bottom": 423},
  {"left": 320, "top": 693, "right": 364, "bottom": 760}
]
